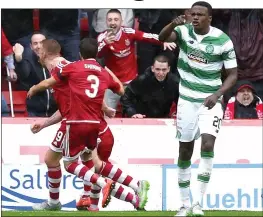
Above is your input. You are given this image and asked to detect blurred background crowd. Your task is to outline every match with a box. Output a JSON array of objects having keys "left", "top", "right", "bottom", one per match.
[{"left": 1, "top": 9, "right": 263, "bottom": 119}]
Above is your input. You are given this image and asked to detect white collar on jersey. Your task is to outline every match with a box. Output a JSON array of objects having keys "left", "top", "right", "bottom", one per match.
[{"left": 114, "top": 28, "right": 122, "bottom": 41}]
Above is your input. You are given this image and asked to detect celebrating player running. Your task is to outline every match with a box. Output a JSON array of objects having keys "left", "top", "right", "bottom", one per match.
[{"left": 28, "top": 38, "right": 150, "bottom": 211}]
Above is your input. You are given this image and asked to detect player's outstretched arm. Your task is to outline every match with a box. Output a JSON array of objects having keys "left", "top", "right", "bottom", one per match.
[
  {"left": 30, "top": 110, "right": 63, "bottom": 134},
  {"left": 105, "top": 67, "right": 125, "bottom": 96},
  {"left": 43, "top": 110, "right": 63, "bottom": 128},
  {"left": 159, "top": 15, "right": 185, "bottom": 42},
  {"left": 27, "top": 76, "right": 57, "bottom": 99}
]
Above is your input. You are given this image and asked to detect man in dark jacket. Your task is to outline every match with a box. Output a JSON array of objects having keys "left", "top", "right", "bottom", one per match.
[
  {"left": 13, "top": 32, "right": 57, "bottom": 117},
  {"left": 120, "top": 55, "right": 179, "bottom": 118}
]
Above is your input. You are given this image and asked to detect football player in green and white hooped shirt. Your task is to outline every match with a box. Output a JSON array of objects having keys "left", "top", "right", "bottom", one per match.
[{"left": 159, "top": 1, "right": 238, "bottom": 216}]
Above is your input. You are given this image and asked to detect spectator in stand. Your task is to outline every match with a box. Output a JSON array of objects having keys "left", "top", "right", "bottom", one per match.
[
  {"left": 224, "top": 81, "right": 263, "bottom": 119},
  {"left": 1, "top": 28, "right": 17, "bottom": 116},
  {"left": 97, "top": 9, "right": 176, "bottom": 110},
  {"left": 39, "top": 9, "right": 80, "bottom": 61},
  {"left": 2, "top": 28, "right": 17, "bottom": 82},
  {"left": 13, "top": 32, "right": 57, "bottom": 117},
  {"left": 215, "top": 10, "right": 263, "bottom": 102},
  {"left": 229, "top": 10, "right": 263, "bottom": 101},
  {"left": 90, "top": 9, "right": 135, "bottom": 38},
  {"left": 120, "top": 55, "right": 179, "bottom": 118},
  {"left": 135, "top": 9, "right": 180, "bottom": 76},
  {"left": 1, "top": 9, "right": 34, "bottom": 48}
]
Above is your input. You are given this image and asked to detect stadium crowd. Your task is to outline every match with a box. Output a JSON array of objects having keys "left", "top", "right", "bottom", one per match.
[{"left": 1, "top": 9, "right": 263, "bottom": 119}]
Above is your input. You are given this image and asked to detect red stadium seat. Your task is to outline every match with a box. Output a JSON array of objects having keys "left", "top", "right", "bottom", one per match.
[
  {"left": 33, "top": 9, "right": 40, "bottom": 31},
  {"left": 169, "top": 102, "right": 177, "bottom": 119},
  {"left": 80, "top": 17, "right": 89, "bottom": 38},
  {"left": 2, "top": 91, "right": 28, "bottom": 117}
]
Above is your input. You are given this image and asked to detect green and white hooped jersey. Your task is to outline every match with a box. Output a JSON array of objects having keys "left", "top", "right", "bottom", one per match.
[{"left": 174, "top": 24, "right": 237, "bottom": 103}]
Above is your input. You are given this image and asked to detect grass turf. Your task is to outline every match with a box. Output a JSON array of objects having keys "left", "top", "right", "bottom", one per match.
[{"left": 2, "top": 211, "right": 263, "bottom": 216}]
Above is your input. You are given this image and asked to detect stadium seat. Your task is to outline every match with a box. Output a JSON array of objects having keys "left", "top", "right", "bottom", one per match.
[
  {"left": 33, "top": 9, "right": 40, "bottom": 31},
  {"left": 169, "top": 102, "right": 177, "bottom": 119},
  {"left": 80, "top": 17, "right": 89, "bottom": 38},
  {"left": 2, "top": 91, "right": 28, "bottom": 117}
]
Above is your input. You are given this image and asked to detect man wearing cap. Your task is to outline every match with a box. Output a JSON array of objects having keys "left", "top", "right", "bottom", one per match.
[{"left": 224, "top": 80, "right": 263, "bottom": 119}]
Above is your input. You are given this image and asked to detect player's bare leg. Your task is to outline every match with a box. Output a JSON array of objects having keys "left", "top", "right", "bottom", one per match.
[
  {"left": 63, "top": 159, "right": 115, "bottom": 208},
  {"left": 191, "top": 134, "right": 215, "bottom": 217},
  {"left": 92, "top": 148, "right": 150, "bottom": 210},
  {"left": 32, "top": 149, "right": 62, "bottom": 211},
  {"left": 175, "top": 141, "right": 195, "bottom": 216}
]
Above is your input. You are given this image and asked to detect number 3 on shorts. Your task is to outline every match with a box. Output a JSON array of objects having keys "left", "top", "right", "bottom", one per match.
[{"left": 85, "top": 75, "right": 100, "bottom": 98}]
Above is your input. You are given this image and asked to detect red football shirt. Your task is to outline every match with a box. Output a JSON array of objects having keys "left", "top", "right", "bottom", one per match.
[
  {"left": 53, "top": 58, "right": 121, "bottom": 122},
  {"left": 50, "top": 60, "right": 71, "bottom": 118},
  {"left": 97, "top": 27, "right": 163, "bottom": 83}
]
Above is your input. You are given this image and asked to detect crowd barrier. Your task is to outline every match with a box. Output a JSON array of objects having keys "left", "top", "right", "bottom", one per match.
[{"left": 2, "top": 118, "right": 262, "bottom": 211}]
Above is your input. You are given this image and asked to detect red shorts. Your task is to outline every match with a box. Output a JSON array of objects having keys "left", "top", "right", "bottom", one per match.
[
  {"left": 50, "top": 122, "right": 66, "bottom": 153},
  {"left": 97, "top": 125, "right": 114, "bottom": 162},
  {"left": 63, "top": 123, "right": 100, "bottom": 161}
]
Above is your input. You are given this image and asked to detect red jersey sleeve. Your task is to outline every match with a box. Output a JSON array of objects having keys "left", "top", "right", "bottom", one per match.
[
  {"left": 122, "top": 27, "right": 163, "bottom": 46},
  {"left": 1, "top": 28, "right": 13, "bottom": 57},
  {"left": 52, "top": 61, "right": 72, "bottom": 82}
]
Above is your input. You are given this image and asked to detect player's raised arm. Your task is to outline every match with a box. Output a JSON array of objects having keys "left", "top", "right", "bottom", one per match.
[
  {"left": 105, "top": 66, "right": 125, "bottom": 96},
  {"left": 27, "top": 76, "right": 57, "bottom": 99},
  {"left": 159, "top": 15, "right": 186, "bottom": 42}
]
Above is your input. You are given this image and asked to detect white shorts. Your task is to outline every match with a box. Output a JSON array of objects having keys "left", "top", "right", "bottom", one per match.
[{"left": 176, "top": 98, "right": 223, "bottom": 142}]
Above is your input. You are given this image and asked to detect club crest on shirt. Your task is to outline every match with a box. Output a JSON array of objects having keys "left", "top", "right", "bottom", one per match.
[
  {"left": 205, "top": 44, "right": 214, "bottom": 54},
  {"left": 228, "top": 50, "right": 236, "bottom": 59},
  {"left": 125, "top": 39, "right": 130, "bottom": 46}
]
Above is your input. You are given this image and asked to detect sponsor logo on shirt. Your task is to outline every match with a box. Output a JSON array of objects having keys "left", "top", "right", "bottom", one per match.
[
  {"left": 114, "top": 47, "right": 131, "bottom": 58},
  {"left": 187, "top": 49, "right": 208, "bottom": 64}
]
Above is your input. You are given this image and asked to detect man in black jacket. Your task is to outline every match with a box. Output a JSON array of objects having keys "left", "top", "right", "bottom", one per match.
[
  {"left": 120, "top": 55, "right": 179, "bottom": 118},
  {"left": 13, "top": 32, "right": 57, "bottom": 117}
]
